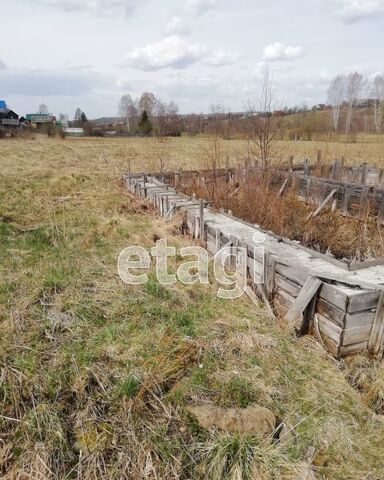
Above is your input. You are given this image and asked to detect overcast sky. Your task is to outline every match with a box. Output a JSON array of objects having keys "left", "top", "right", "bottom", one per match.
[{"left": 1, "top": 0, "right": 383, "bottom": 118}]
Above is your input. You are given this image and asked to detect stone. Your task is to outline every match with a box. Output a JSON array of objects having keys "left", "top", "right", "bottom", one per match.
[{"left": 187, "top": 404, "right": 276, "bottom": 437}]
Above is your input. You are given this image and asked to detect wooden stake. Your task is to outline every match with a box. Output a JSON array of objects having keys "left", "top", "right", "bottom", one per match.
[
  {"left": 361, "top": 163, "right": 368, "bottom": 185},
  {"left": 306, "top": 189, "right": 337, "bottom": 222},
  {"left": 199, "top": 200, "right": 204, "bottom": 240},
  {"left": 278, "top": 178, "right": 289, "bottom": 197},
  {"left": 368, "top": 290, "right": 384, "bottom": 356},
  {"left": 285, "top": 276, "right": 322, "bottom": 330},
  {"left": 304, "top": 158, "right": 310, "bottom": 176}
]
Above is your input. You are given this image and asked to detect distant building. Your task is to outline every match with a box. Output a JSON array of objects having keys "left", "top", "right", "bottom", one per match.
[
  {"left": 0, "top": 100, "right": 19, "bottom": 127},
  {"left": 93, "top": 116, "right": 126, "bottom": 127},
  {"left": 63, "top": 127, "right": 84, "bottom": 137},
  {"left": 26, "top": 113, "right": 56, "bottom": 127},
  {"left": 312, "top": 104, "right": 328, "bottom": 111}
]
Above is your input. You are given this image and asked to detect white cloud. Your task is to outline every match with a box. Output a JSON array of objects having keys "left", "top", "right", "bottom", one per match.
[
  {"left": 263, "top": 42, "right": 303, "bottom": 62},
  {"left": 21, "top": 0, "right": 145, "bottom": 16},
  {"left": 0, "top": 59, "right": 6, "bottom": 70},
  {"left": 164, "top": 16, "right": 192, "bottom": 35},
  {"left": 0, "top": 67, "right": 108, "bottom": 96},
  {"left": 254, "top": 61, "right": 267, "bottom": 79},
  {"left": 163, "top": 0, "right": 216, "bottom": 37},
  {"left": 335, "top": 0, "right": 384, "bottom": 23},
  {"left": 186, "top": 0, "right": 217, "bottom": 16},
  {"left": 203, "top": 49, "right": 239, "bottom": 67},
  {"left": 120, "top": 36, "right": 238, "bottom": 71},
  {"left": 121, "top": 36, "right": 207, "bottom": 70}
]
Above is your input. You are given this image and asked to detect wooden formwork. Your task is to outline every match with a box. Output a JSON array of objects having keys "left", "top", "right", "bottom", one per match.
[{"left": 123, "top": 172, "right": 384, "bottom": 359}]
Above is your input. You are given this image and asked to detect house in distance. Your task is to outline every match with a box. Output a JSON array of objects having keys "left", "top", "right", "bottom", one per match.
[{"left": 0, "top": 100, "right": 20, "bottom": 128}]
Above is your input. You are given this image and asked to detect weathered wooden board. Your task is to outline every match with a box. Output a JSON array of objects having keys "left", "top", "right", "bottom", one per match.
[
  {"left": 286, "top": 277, "right": 322, "bottom": 329},
  {"left": 345, "top": 310, "right": 375, "bottom": 329},
  {"left": 348, "top": 290, "right": 381, "bottom": 313},
  {"left": 342, "top": 323, "right": 372, "bottom": 346},
  {"left": 339, "top": 341, "right": 368, "bottom": 357},
  {"left": 368, "top": 291, "right": 384, "bottom": 356},
  {"left": 126, "top": 172, "right": 384, "bottom": 358},
  {"left": 317, "top": 298, "right": 345, "bottom": 328},
  {"left": 316, "top": 313, "right": 343, "bottom": 345}
]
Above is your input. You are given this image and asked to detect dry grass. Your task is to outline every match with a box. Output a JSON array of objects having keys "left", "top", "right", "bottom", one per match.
[
  {"left": 1, "top": 133, "right": 384, "bottom": 178},
  {"left": 1, "top": 135, "right": 384, "bottom": 479},
  {"left": 182, "top": 175, "right": 384, "bottom": 261}
]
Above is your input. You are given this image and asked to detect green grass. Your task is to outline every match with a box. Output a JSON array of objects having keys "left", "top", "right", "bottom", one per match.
[{"left": 1, "top": 137, "right": 384, "bottom": 479}]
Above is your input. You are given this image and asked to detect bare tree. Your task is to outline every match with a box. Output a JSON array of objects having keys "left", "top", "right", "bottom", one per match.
[
  {"left": 138, "top": 91, "right": 157, "bottom": 116},
  {"left": 167, "top": 101, "right": 179, "bottom": 116},
  {"left": 372, "top": 75, "right": 384, "bottom": 133},
  {"left": 245, "top": 68, "right": 283, "bottom": 168},
  {"left": 345, "top": 72, "right": 364, "bottom": 134},
  {"left": 118, "top": 94, "right": 138, "bottom": 133},
  {"left": 74, "top": 108, "right": 82, "bottom": 122},
  {"left": 153, "top": 100, "right": 180, "bottom": 138},
  {"left": 327, "top": 75, "right": 345, "bottom": 131}
]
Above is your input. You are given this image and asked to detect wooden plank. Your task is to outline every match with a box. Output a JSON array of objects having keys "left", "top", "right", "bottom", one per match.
[
  {"left": 361, "top": 163, "right": 368, "bottom": 185},
  {"left": 306, "top": 189, "right": 337, "bottom": 222},
  {"left": 313, "top": 314, "right": 341, "bottom": 356},
  {"left": 368, "top": 290, "right": 384, "bottom": 356},
  {"left": 342, "top": 323, "right": 372, "bottom": 346},
  {"left": 245, "top": 286, "right": 260, "bottom": 307},
  {"left": 274, "top": 296, "right": 289, "bottom": 317},
  {"left": 263, "top": 253, "right": 276, "bottom": 300},
  {"left": 339, "top": 341, "right": 368, "bottom": 357},
  {"left": 345, "top": 310, "right": 375, "bottom": 329},
  {"left": 348, "top": 290, "right": 381, "bottom": 313},
  {"left": 275, "top": 274, "right": 301, "bottom": 297},
  {"left": 278, "top": 178, "right": 289, "bottom": 197},
  {"left": 317, "top": 297, "right": 345, "bottom": 328},
  {"left": 333, "top": 159, "right": 341, "bottom": 180},
  {"left": 276, "top": 265, "right": 350, "bottom": 310},
  {"left": 275, "top": 288, "right": 295, "bottom": 307},
  {"left": 256, "top": 285, "right": 277, "bottom": 319},
  {"left": 342, "top": 186, "right": 350, "bottom": 215},
  {"left": 348, "top": 257, "right": 384, "bottom": 271},
  {"left": 285, "top": 277, "right": 322, "bottom": 328},
  {"left": 316, "top": 313, "right": 343, "bottom": 344},
  {"left": 246, "top": 256, "right": 263, "bottom": 282},
  {"left": 275, "top": 263, "right": 307, "bottom": 286},
  {"left": 199, "top": 200, "right": 204, "bottom": 240}
]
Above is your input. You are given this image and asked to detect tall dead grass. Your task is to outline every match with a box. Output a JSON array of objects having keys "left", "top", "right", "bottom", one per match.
[{"left": 182, "top": 171, "right": 384, "bottom": 261}]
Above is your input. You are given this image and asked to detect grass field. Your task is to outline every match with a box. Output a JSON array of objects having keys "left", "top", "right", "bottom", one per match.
[
  {"left": 1, "top": 133, "right": 384, "bottom": 178},
  {"left": 1, "top": 135, "right": 384, "bottom": 479}
]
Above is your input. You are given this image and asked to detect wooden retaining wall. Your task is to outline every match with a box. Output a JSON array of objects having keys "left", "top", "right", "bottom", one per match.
[
  {"left": 123, "top": 173, "right": 384, "bottom": 359},
  {"left": 158, "top": 165, "right": 384, "bottom": 221}
]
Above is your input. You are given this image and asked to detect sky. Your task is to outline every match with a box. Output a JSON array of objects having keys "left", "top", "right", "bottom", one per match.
[{"left": 1, "top": 0, "right": 384, "bottom": 118}]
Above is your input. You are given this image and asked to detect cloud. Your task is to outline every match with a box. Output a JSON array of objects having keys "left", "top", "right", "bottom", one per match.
[
  {"left": 163, "top": 0, "right": 216, "bottom": 37},
  {"left": 20, "top": 0, "right": 145, "bottom": 16},
  {"left": 186, "top": 0, "right": 217, "bottom": 16},
  {"left": 0, "top": 59, "right": 6, "bottom": 70},
  {"left": 263, "top": 42, "right": 303, "bottom": 62},
  {"left": 121, "top": 36, "right": 207, "bottom": 70},
  {"left": 0, "top": 67, "right": 107, "bottom": 96},
  {"left": 203, "top": 49, "right": 239, "bottom": 67},
  {"left": 335, "top": 0, "right": 384, "bottom": 23},
  {"left": 120, "top": 36, "right": 238, "bottom": 71},
  {"left": 254, "top": 61, "right": 267, "bottom": 79},
  {"left": 164, "top": 16, "right": 192, "bottom": 35}
]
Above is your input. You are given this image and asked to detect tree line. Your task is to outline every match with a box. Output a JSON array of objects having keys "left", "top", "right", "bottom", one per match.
[
  {"left": 327, "top": 72, "right": 384, "bottom": 134},
  {"left": 118, "top": 92, "right": 181, "bottom": 137}
]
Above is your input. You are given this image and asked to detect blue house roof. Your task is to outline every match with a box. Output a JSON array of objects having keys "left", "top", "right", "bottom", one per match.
[{"left": 0, "top": 100, "right": 6, "bottom": 109}]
